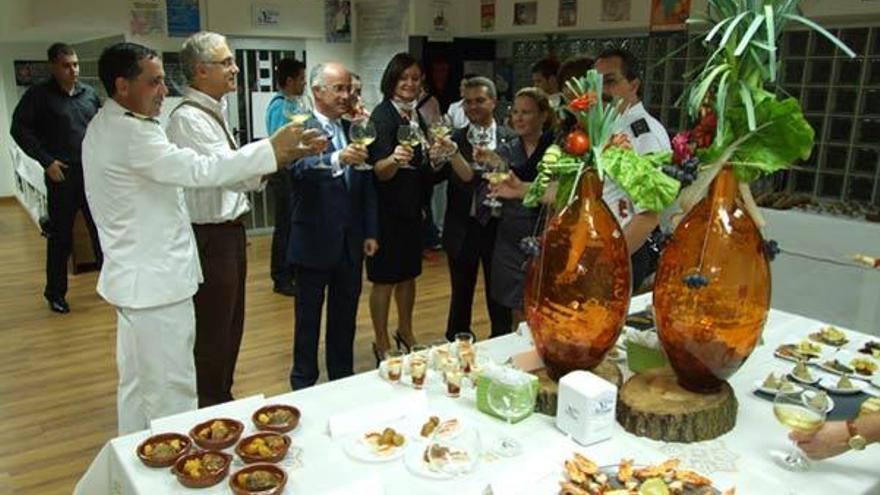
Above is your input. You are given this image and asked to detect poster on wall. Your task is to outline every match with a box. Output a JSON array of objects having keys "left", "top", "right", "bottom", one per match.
[
  {"left": 13, "top": 61, "right": 50, "bottom": 86},
  {"left": 166, "top": 0, "right": 200, "bottom": 38},
  {"left": 429, "top": 0, "right": 452, "bottom": 42},
  {"left": 601, "top": 0, "right": 631, "bottom": 22},
  {"left": 514, "top": 1, "right": 538, "bottom": 26},
  {"left": 558, "top": 0, "right": 577, "bottom": 27},
  {"left": 325, "top": 0, "right": 352, "bottom": 43},
  {"left": 650, "top": 0, "right": 691, "bottom": 31},
  {"left": 253, "top": 5, "right": 281, "bottom": 27},
  {"left": 355, "top": 0, "right": 409, "bottom": 108},
  {"left": 480, "top": 0, "right": 495, "bottom": 32},
  {"left": 129, "top": 0, "right": 166, "bottom": 36}
]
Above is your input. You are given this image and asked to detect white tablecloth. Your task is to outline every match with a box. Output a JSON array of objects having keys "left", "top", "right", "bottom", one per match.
[{"left": 75, "top": 295, "right": 880, "bottom": 495}]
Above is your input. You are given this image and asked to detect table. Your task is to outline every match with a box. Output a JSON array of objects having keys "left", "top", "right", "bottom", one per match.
[{"left": 75, "top": 295, "right": 880, "bottom": 494}]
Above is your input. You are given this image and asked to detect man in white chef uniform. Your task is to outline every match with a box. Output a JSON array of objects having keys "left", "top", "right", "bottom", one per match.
[
  {"left": 82, "top": 42, "right": 322, "bottom": 434},
  {"left": 594, "top": 47, "right": 672, "bottom": 290}
]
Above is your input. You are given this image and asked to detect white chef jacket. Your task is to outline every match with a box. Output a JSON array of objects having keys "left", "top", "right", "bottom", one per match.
[
  {"left": 166, "top": 87, "right": 261, "bottom": 224},
  {"left": 602, "top": 101, "right": 672, "bottom": 227},
  {"left": 82, "top": 98, "right": 277, "bottom": 309},
  {"left": 447, "top": 99, "right": 468, "bottom": 130}
]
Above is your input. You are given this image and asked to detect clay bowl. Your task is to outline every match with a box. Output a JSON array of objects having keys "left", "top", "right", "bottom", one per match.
[
  {"left": 251, "top": 404, "right": 301, "bottom": 433},
  {"left": 136, "top": 432, "right": 192, "bottom": 468},
  {"left": 189, "top": 418, "right": 245, "bottom": 450},
  {"left": 235, "top": 432, "right": 291, "bottom": 464},
  {"left": 171, "top": 450, "right": 232, "bottom": 489},
  {"left": 229, "top": 463, "right": 288, "bottom": 495}
]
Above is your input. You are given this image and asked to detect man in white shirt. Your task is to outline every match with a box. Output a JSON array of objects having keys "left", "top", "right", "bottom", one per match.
[
  {"left": 594, "top": 47, "right": 672, "bottom": 290},
  {"left": 164, "top": 32, "right": 259, "bottom": 408},
  {"left": 445, "top": 73, "right": 477, "bottom": 130},
  {"left": 82, "top": 42, "right": 320, "bottom": 433}
]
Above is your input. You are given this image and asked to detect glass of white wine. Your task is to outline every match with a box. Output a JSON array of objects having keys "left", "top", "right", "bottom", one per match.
[
  {"left": 483, "top": 158, "right": 509, "bottom": 209},
  {"left": 283, "top": 97, "right": 314, "bottom": 151},
  {"left": 348, "top": 119, "right": 376, "bottom": 171},
  {"left": 467, "top": 125, "right": 492, "bottom": 172},
  {"left": 772, "top": 385, "right": 827, "bottom": 471},
  {"left": 396, "top": 124, "right": 421, "bottom": 170},
  {"left": 486, "top": 368, "right": 535, "bottom": 457}
]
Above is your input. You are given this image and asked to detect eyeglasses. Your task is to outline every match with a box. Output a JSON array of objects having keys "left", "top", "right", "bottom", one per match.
[
  {"left": 321, "top": 84, "right": 352, "bottom": 95},
  {"left": 205, "top": 57, "right": 237, "bottom": 69}
]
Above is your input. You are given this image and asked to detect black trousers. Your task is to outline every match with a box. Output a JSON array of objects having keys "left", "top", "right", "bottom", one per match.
[
  {"left": 44, "top": 166, "right": 102, "bottom": 300},
  {"left": 631, "top": 229, "right": 662, "bottom": 291},
  {"left": 269, "top": 172, "right": 294, "bottom": 287},
  {"left": 290, "top": 251, "right": 362, "bottom": 390},
  {"left": 192, "top": 222, "right": 247, "bottom": 408},
  {"left": 446, "top": 217, "right": 512, "bottom": 340}
]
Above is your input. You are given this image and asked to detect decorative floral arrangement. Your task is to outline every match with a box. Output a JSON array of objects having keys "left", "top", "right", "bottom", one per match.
[
  {"left": 674, "top": 0, "right": 855, "bottom": 223},
  {"left": 523, "top": 70, "right": 681, "bottom": 212}
]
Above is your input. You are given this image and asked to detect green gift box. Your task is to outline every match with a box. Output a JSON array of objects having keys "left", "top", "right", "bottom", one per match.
[
  {"left": 625, "top": 340, "right": 668, "bottom": 373},
  {"left": 475, "top": 371, "right": 540, "bottom": 423}
]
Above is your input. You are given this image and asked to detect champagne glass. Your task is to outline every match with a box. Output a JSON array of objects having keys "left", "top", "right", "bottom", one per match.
[
  {"left": 348, "top": 119, "right": 376, "bottom": 171},
  {"left": 467, "top": 125, "right": 492, "bottom": 172},
  {"left": 486, "top": 368, "right": 535, "bottom": 457},
  {"left": 773, "top": 385, "right": 828, "bottom": 471},
  {"left": 483, "top": 159, "right": 510, "bottom": 209},
  {"left": 282, "top": 97, "right": 311, "bottom": 126},
  {"left": 428, "top": 115, "right": 453, "bottom": 142},
  {"left": 396, "top": 124, "right": 420, "bottom": 170},
  {"left": 303, "top": 120, "right": 331, "bottom": 169}
]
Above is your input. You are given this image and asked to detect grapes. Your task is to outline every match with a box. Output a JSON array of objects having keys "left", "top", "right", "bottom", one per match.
[{"left": 764, "top": 239, "right": 780, "bottom": 261}]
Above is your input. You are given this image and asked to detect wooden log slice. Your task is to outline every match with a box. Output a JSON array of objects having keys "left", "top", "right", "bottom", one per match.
[
  {"left": 616, "top": 367, "right": 737, "bottom": 443},
  {"left": 533, "top": 359, "right": 623, "bottom": 416}
]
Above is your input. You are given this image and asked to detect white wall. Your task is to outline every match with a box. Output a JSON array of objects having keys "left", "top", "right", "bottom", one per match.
[
  {"left": 0, "top": 42, "right": 53, "bottom": 197},
  {"left": 0, "top": 0, "right": 360, "bottom": 198}
]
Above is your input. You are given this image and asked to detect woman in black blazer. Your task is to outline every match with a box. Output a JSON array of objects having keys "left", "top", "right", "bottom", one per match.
[{"left": 366, "top": 53, "right": 435, "bottom": 363}]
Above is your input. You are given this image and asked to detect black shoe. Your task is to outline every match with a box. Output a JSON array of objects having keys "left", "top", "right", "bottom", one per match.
[
  {"left": 273, "top": 281, "right": 296, "bottom": 297},
  {"left": 393, "top": 330, "right": 413, "bottom": 352},
  {"left": 47, "top": 297, "right": 70, "bottom": 314}
]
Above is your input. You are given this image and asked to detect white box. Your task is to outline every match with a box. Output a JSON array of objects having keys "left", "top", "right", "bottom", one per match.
[{"left": 555, "top": 370, "right": 617, "bottom": 446}]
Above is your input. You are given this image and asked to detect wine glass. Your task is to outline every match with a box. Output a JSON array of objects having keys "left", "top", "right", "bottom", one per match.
[
  {"left": 282, "top": 97, "right": 311, "bottom": 126},
  {"left": 486, "top": 368, "right": 535, "bottom": 457},
  {"left": 483, "top": 159, "right": 510, "bottom": 209},
  {"left": 467, "top": 125, "right": 492, "bottom": 172},
  {"left": 772, "top": 385, "right": 828, "bottom": 471},
  {"left": 303, "top": 120, "right": 331, "bottom": 169},
  {"left": 348, "top": 119, "right": 376, "bottom": 171},
  {"left": 396, "top": 124, "right": 420, "bottom": 170}
]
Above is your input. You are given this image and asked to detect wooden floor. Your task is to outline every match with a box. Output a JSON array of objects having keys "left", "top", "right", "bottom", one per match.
[{"left": 0, "top": 199, "right": 490, "bottom": 495}]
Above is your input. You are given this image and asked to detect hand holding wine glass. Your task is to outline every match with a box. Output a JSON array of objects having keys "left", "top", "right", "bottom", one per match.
[
  {"left": 489, "top": 171, "right": 528, "bottom": 200},
  {"left": 396, "top": 124, "right": 420, "bottom": 169},
  {"left": 348, "top": 119, "right": 376, "bottom": 170},
  {"left": 773, "top": 384, "right": 828, "bottom": 471}
]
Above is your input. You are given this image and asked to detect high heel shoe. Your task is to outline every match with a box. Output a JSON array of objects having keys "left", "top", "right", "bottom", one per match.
[
  {"left": 393, "top": 330, "right": 412, "bottom": 352},
  {"left": 371, "top": 342, "right": 383, "bottom": 368}
]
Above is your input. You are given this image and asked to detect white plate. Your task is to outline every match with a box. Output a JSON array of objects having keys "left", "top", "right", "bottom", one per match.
[
  {"left": 819, "top": 376, "right": 868, "bottom": 395},
  {"left": 818, "top": 351, "right": 878, "bottom": 379},
  {"left": 343, "top": 431, "right": 408, "bottom": 463},
  {"left": 403, "top": 445, "right": 454, "bottom": 480},
  {"left": 788, "top": 372, "right": 820, "bottom": 386},
  {"left": 753, "top": 378, "right": 803, "bottom": 395},
  {"left": 801, "top": 391, "right": 835, "bottom": 413}
]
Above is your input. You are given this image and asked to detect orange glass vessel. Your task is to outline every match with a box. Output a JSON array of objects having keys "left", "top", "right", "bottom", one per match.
[
  {"left": 525, "top": 169, "right": 631, "bottom": 380},
  {"left": 653, "top": 166, "right": 771, "bottom": 393}
]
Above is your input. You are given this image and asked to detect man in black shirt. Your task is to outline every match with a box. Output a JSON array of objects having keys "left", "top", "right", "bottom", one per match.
[{"left": 11, "top": 43, "right": 103, "bottom": 313}]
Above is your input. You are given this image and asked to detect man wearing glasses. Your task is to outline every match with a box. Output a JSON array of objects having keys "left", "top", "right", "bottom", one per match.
[
  {"left": 165, "top": 32, "right": 260, "bottom": 408},
  {"left": 286, "top": 62, "right": 378, "bottom": 390}
]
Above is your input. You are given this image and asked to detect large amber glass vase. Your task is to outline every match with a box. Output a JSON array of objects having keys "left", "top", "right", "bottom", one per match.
[
  {"left": 654, "top": 166, "right": 771, "bottom": 393},
  {"left": 526, "top": 168, "right": 631, "bottom": 380}
]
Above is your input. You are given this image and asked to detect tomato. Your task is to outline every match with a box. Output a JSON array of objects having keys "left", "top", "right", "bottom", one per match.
[{"left": 565, "top": 130, "right": 590, "bottom": 155}]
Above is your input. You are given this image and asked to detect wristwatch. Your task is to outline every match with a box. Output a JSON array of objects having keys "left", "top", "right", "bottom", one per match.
[{"left": 846, "top": 419, "right": 867, "bottom": 451}]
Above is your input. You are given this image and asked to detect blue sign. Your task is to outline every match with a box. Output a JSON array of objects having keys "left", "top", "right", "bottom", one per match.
[{"left": 167, "top": 0, "right": 200, "bottom": 38}]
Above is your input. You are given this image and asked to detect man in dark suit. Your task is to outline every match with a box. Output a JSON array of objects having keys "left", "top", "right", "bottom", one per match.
[
  {"left": 287, "top": 62, "right": 379, "bottom": 390},
  {"left": 435, "top": 76, "right": 515, "bottom": 341},
  {"left": 11, "top": 43, "right": 103, "bottom": 313}
]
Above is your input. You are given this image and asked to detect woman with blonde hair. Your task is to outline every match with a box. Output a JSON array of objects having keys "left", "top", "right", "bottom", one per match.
[{"left": 479, "top": 87, "right": 555, "bottom": 331}]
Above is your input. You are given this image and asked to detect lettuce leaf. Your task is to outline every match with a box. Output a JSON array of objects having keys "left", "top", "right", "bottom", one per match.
[{"left": 599, "top": 147, "right": 681, "bottom": 212}]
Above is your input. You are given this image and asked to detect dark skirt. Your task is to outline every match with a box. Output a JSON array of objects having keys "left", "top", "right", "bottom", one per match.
[
  {"left": 366, "top": 168, "right": 426, "bottom": 284},
  {"left": 490, "top": 198, "right": 539, "bottom": 310}
]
